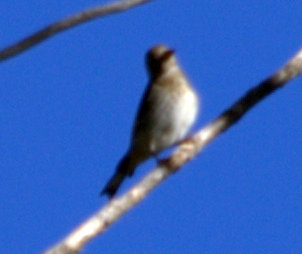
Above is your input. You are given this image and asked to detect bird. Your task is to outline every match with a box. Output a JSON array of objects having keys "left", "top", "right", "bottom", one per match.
[{"left": 101, "top": 45, "right": 199, "bottom": 198}]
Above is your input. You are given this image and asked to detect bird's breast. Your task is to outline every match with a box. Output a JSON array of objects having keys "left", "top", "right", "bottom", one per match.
[{"left": 148, "top": 80, "right": 199, "bottom": 153}]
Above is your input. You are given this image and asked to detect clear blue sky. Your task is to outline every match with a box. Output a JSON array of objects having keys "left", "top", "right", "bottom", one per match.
[{"left": 1, "top": 1, "right": 302, "bottom": 253}]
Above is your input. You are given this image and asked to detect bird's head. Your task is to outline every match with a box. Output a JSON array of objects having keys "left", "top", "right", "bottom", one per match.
[{"left": 146, "top": 45, "right": 177, "bottom": 79}]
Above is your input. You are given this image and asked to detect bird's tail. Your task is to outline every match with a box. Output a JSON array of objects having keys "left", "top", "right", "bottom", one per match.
[{"left": 100, "top": 154, "right": 139, "bottom": 198}]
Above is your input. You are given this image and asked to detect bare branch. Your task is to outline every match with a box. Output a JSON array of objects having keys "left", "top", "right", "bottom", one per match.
[
  {"left": 43, "top": 47, "right": 302, "bottom": 254},
  {"left": 0, "top": 0, "right": 153, "bottom": 62}
]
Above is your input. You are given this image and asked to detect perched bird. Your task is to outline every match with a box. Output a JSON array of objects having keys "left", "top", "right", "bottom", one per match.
[{"left": 101, "top": 45, "right": 199, "bottom": 198}]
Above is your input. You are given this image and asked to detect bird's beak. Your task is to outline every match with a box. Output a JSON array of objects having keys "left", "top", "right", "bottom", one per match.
[
  {"left": 162, "top": 49, "right": 175, "bottom": 61},
  {"left": 167, "top": 49, "right": 175, "bottom": 55}
]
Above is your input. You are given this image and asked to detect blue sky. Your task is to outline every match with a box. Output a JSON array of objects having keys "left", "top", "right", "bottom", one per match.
[{"left": 1, "top": 1, "right": 302, "bottom": 253}]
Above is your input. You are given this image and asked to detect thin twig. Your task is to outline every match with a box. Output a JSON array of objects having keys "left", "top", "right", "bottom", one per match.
[
  {"left": 0, "top": 0, "right": 153, "bottom": 62},
  {"left": 43, "top": 47, "right": 302, "bottom": 254}
]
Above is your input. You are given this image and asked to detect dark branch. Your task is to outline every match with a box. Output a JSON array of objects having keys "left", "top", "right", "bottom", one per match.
[{"left": 0, "top": 0, "right": 153, "bottom": 62}]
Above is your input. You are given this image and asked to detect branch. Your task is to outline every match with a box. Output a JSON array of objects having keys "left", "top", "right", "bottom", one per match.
[
  {"left": 0, "top": 0, "right": 153, "bottom": 62},
  {"left": 43, "top": 47, "right": 302, "bottom": 254}
]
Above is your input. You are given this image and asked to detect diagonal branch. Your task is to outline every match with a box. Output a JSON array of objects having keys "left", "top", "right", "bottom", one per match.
[
  {"left": 43, "top": 47, "right": 302, "bottom": 254},
  {"left": 0, "top": 0, "right": 154, "bottom": 62}
]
